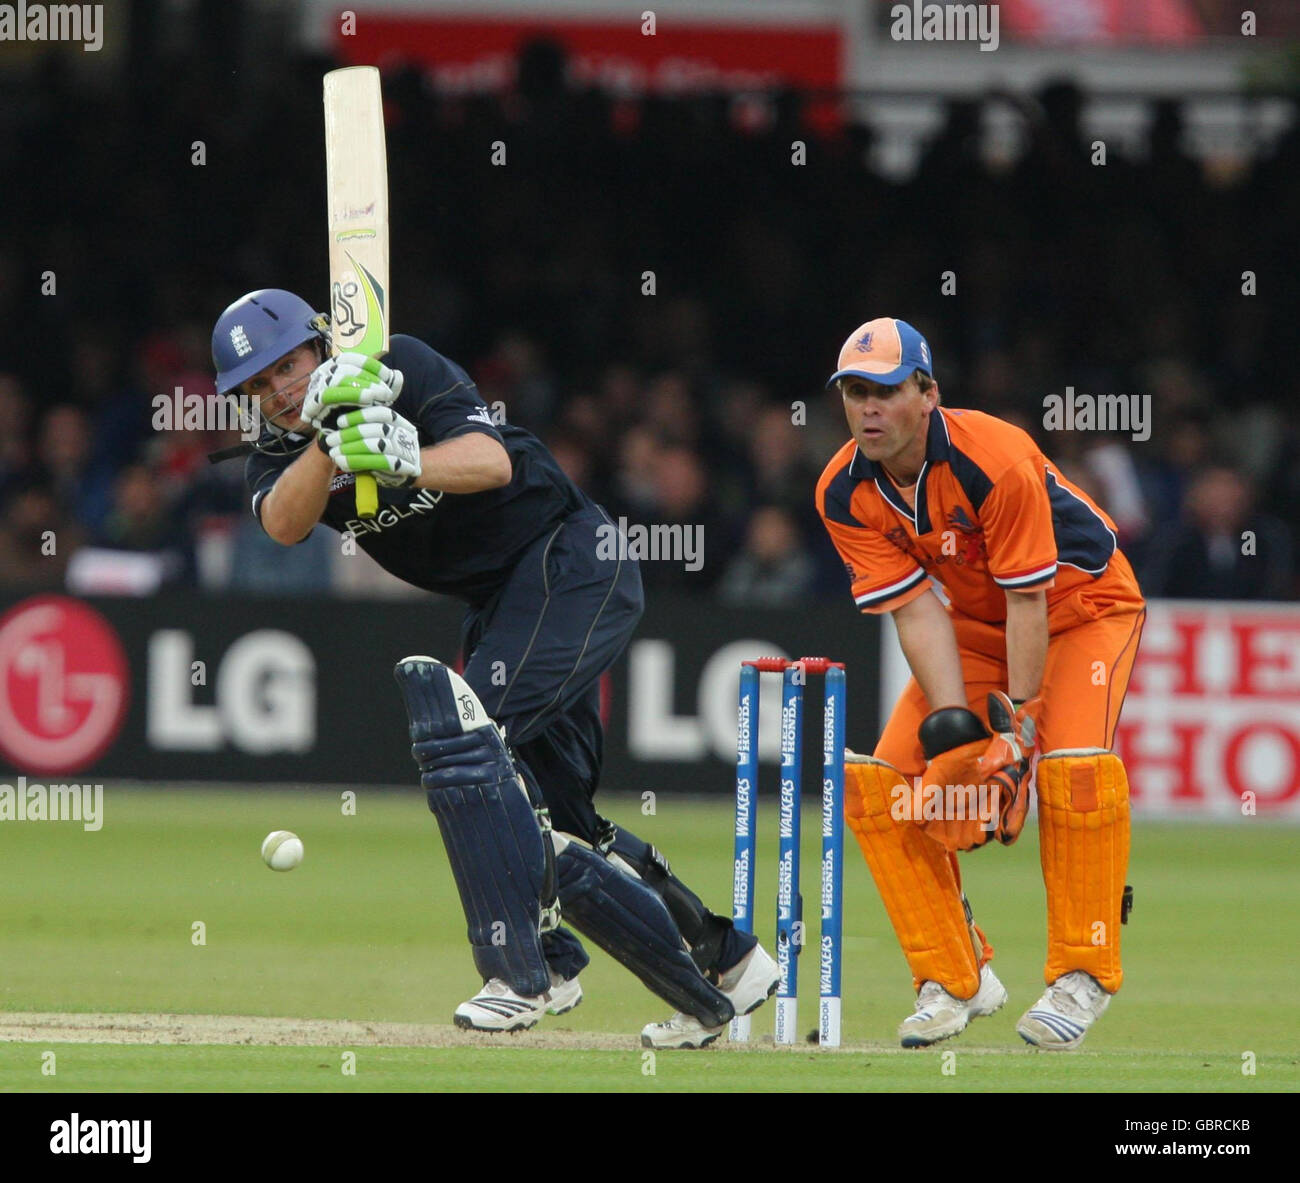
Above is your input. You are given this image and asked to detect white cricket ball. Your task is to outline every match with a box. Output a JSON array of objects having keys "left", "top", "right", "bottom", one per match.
[{"left": 261, "top": 830, "right": 304, "bottom": 871}]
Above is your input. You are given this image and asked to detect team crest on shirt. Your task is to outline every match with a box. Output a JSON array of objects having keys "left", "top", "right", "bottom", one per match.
[
  {"left": 884, "top": 525, "right": 925, "bottom": 565},
  {"left": 944, "top": 507, "right": 986, "bottom": 565},
  {"left": 883, "top": 513, "right": 986, "bottom": 571}
]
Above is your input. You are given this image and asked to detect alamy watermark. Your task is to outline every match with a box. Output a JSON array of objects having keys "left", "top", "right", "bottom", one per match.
[
  {"left": 889, "top": 2, "right": 1000, "bottom": 52},
  {"left": 1043, "top": 387, "right": 1151, "bottom": 442},
  {"left": 152, "top": 387, "right": 261, "bottom": 441},
  {"left": 0, "top": 777, "right": 103, "bottom": 831},
  {"left": 0, "top": 3, "right": 103, "bottom": 52},
  {"left": 50, "top": 1114, "right": 150, "bottom": 1163},
  {"left": 891, "top": 777, "right": 999, "bottom": 830},
  {"left": 596, "top": 516, "right": 703, "bottom": 572}
]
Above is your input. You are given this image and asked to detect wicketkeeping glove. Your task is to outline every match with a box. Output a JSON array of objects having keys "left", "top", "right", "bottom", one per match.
[
  {"left": 916, "top": 706, "right": 997, "bottom": 852},
  {"left": 976, "top": 691, "right": 1040, "bottom": 846},
  {"left": 319, "top": 406, "right": 422, "bottom": 487},
  {"left": 302, "top": 352, "right": 404, "bottom": 431}
]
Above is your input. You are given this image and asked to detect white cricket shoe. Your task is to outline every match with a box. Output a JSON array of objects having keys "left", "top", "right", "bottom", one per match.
[
  {"left": 640, "top": 1011, "right": 724, "bottom": 1050},
  {"left": 453, "top": 979, "right": 550, "bottom": 1033},
  {"left": 898, "top": 963, "right": 1008, "bottom": 1048},
  {"left": 1017, "top": 970, "right": 1110, "bottom": 1050},
  {"left": 640, "top": 942, "right": 779, "bottom": 1049},
  {"left": 545, "top": 971, "right": 583, "bottom": 1016},
  {"left": 718, "top": 942, "right": 781, "bottom": 1017}
]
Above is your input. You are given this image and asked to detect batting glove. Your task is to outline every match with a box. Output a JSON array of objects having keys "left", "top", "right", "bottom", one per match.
[
  {"left": 320, "top": 406, "right": 422, "bottom": 487},
  {"left": 303, "top": 353, "right": 404, "bottom": 431}
]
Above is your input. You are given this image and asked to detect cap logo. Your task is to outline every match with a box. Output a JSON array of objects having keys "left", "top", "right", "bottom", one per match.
[
  {"left": 855, "top": 330, "right": 874, "bottom": 353},
  {"left": 919, "top": 340, "right": 930, "bottom": 366},
  {"left": 230, "top": 325, "right": 252, "bottom": 357}
]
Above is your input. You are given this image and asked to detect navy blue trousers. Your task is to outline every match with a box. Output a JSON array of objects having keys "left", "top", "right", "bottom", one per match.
[{"left": 459, "top": 505, "right": 642, "bottom": 980}]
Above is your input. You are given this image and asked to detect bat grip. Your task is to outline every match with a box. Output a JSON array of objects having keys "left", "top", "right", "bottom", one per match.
[
  {"left": 325, "top": 403, "right": 380, "bottom": 519},
  {"left": 356, "top": 473, "right": 379, "bottom": 518}
]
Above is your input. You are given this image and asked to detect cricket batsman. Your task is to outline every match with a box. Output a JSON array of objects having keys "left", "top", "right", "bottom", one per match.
[
  {"left": 210, "top": 289, "right": 779, "bottom": 1047},
  {"left": 815, "top": 318, "right": 1145, "bottom": 1049}
]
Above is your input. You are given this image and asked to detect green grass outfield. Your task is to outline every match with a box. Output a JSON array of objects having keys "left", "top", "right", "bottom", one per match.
[{"left": 0, "top": 785, "right": 1295, "bottom": 1093}]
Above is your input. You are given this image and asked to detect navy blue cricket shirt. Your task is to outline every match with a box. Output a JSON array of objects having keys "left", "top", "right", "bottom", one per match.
[{"left": 245, "top": 334, "right": 589, "bottom": 604}]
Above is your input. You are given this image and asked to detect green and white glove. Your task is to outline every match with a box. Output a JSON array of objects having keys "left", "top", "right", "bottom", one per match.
[
  {"left": 319, "top": 406, "right": 422, "bottom": 487},
  {"left": 303, "top": 353, "right": 404, "bottom": 431}
]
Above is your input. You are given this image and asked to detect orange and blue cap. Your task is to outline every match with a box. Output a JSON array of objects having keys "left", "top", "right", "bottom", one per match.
[{"left": 827, "top": 317, "right": 932, "bottom": 388}]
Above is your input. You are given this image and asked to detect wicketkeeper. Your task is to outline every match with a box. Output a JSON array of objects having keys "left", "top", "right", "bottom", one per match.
[
  {"left": 211, "top": 289, "right": 779, "bottom": 1047},
  {"left": 815, "top": 317, "right": 1145, "bottom": 1050}
]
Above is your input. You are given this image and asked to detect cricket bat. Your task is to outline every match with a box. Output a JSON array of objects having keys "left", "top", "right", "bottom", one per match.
[{"left": 323, "top": 65, "right": 389, "bottom": 520}]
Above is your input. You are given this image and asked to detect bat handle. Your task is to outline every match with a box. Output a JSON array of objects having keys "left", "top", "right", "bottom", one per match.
[{"left": 356, "top": 473, "right": 379, "bottom": 518}]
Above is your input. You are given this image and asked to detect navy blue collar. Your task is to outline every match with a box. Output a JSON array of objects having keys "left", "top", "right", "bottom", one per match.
[{"left": 848, "top": 409, "right": 951, "bottom": 480}]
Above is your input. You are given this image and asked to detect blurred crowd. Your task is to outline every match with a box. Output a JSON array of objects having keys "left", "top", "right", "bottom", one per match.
[{"left": 1, "top": 44, "right": 1297, "bottom": 603}]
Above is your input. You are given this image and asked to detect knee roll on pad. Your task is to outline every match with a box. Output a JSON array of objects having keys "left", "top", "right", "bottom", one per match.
[
  {"left": 553, "top": 833, "right": 734, "bottom": 1027},
  {"left": 414, "top": 728, "right": 515, "bottom": 793},
  {"left": 845, "top": 754, "right": 981, "bottom": 998},
  {"left": 1036, "top": 749, "right": 1131, "bottom": 993}
]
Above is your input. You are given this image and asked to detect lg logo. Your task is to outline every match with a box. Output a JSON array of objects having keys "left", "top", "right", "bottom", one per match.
[
  {"left": 148, "top": 630, "right": 316, "bottom": 753},
  {"left": 627, "top": 639, "right": 790, "bottom": 762},
  {"left": 0, "top": 599, "right": 319, "bottom": 770},
  {"left": 0, "top": 596, "right": 129, "bottom": 775}
]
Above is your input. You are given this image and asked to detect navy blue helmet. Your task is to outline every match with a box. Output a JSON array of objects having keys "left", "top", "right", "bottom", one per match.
[
  {"left": 211, "top": 289, "right": 328, "bottom": 457},
  {"left": 211, "top": 289, "right": 327, "bottom": 395}
]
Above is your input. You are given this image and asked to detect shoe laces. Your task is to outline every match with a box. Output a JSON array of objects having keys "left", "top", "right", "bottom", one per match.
[
  {"left": 1047, "top": 972, "right": 1102, "bottom": 1016},
  {"left": 914, "top": 980, "right": 950, "bottom": 1010}
]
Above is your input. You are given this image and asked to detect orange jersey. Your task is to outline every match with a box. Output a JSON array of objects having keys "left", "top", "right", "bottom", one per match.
[{"left": 815, "top": 407, "right": 1144, "bottom": 630}]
